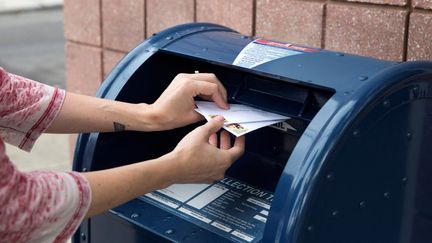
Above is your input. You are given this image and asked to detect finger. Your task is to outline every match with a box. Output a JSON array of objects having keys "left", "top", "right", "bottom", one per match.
[
  {"left": 205, "top": 178, "right": 218, "bottom": 184},
  {"left": 191, "top": 73, "right": 225, "bottom": 95},
  {"left": 190, "top": 73, "right": 228, "bottom": 107},
  {"left": 192, "top": 81, "right": 228, "bottom": 109},
  {"left": 199, "top": 115, "right": 225, "bottom": 137},
  {"left": 209, "top": 133, "right": 217, "bottom": 146},
  {"left": 200, "top": 74, "right": 228, "bottom": 104},
  {"left": 198, "top": 94, "right": 229, "bottom": 110},
  {"left": 220, "top": 131, "right": 231, "bottom": 150},
  {"left": 187, "top": 111, "right": 205, "bottom": 123},
  {"left": 182, "top": 73, "right": 228, "bottom": 103},
  {"left": 228, "top": 135, "right": 245, "bottom": 161}
]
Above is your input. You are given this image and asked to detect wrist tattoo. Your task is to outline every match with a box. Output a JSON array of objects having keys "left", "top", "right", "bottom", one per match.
[{"left": 113, "top": 122, "right": 126, "bottom": 132}]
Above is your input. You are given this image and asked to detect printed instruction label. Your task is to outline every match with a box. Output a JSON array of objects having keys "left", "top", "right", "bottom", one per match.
[
  {"left": 233, "top": 38, "right": 319, "bottom": 69},
  {"left": 270, "top": 121, "right": 297, "bottom": 132},
  {"left": 140, "top": 177, "right": 273, "bottom": 243}
]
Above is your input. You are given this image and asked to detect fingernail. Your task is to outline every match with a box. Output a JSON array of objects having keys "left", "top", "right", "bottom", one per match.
[{"left": 214, "top": 115, "right": 225, "bottom": 122}]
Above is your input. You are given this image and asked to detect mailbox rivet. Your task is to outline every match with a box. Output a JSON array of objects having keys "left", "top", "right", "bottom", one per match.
[
  {"left": 200, "top": 26, "right": 206, "bottom": 30},
  {"left": 331, "top": 210, "right": 339, "bottom": 217},
  {"left": 326, "top": 173, "right": 334, "bottom": 181},
  {"left": 402, "top": 177, "right": 408, "bottom": 185},
  {"left": 241, "top": 35, "right": 248, "bottom": 39},
  {"left": 82, "top": 168, "right": 87, "bottom": 172},
  {"left": 307, "top": 225, "right": 315, "bottom": 232},
  {"left": 359, "top": 200, "right": 366, "bottom": 208},
  {"left": 165, "top": 229, "right": 176, "bottom": 235},
  {"left": 272, "top": 146, "right": 280, "bottom": 154},
  {"left": 131, "top": 213, "right": 140, "bottom": 218},
  {"left": 336, "top": 53, "right": 344, "bottom": 57},
  {"left": 352, "top": 130, "right": 360, "bottom": 137},
  {"left": 406, "top": 132, "right": 412, "bottom": 140},
  {"left": 166, "top": 36, "right": 174, "bottom": 40},
  {"left": 412, "top": 86, "right": 419, "bottom": 92},
  {"left": 358, "top": 76, "right": 368, "bottom": 81},
  {"left": 383, "top": 100, "right": 391, "bottom": 108},
  {"left": 202, "top": 48, "right": 208, "bottom": 51},
  {"left": 384, "top": 192, "right": 391, "bottom": 199},
  {"left": 81, "top": 233, "right": 87, "bottom": 241}
]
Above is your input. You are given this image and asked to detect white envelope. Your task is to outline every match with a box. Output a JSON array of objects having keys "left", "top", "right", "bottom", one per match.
[
  {"left": 195, "top": 101, "right": 289, "bottom": 124},
  {"left": 222, "top": 120, "right": 285, "bottom": 137},
  {"left": 195, "top": 101, "right": 291, "bottom": 137}
]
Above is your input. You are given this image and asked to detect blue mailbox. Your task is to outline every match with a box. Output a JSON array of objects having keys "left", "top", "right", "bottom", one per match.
[{"left": 72, "top": 23, "right": 432, "bottom": 243}]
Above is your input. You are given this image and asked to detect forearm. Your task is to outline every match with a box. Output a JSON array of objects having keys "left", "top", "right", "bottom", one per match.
[
  {"left": 46, "top": 92, "right": 159, "bottom": 133},
  {"left": 82, "top": 153, "right": 177, "bottom": 218}
]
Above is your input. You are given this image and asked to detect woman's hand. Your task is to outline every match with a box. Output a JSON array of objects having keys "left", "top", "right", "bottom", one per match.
[
  {"left": 46, "top": 73, "right": 228, "bottom": 134},
  {"left": 82, "top": 116, "right": 245, "bottom": 218},
  {"left": 164, "top": 116, "right": 245, "bottom": 184},
  {"left": 147, "top": 73, "right": 229, "bottom": 131}
]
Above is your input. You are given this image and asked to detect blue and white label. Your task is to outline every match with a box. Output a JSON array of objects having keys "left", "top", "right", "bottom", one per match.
[
  {"left": 140, "top": 177, "right": 273, "bottom": 243},
  {"left": 233, "top": 38, "right": 319, "bottom": 69},
  {"left": 233, "top": 39, "right": 299, "bottom": 68}
]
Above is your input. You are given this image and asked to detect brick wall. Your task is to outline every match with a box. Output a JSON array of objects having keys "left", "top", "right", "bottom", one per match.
[{"left": 64, "top": 0, "right": 432, "bottom": 98}]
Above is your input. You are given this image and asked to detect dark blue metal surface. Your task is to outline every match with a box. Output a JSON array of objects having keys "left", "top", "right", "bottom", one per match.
[
  {"left": 266, "top": 62, "right": 432, "bottom": 242},
  {"left": 72, "top": 23, "right": 432, "bottom": 243}
]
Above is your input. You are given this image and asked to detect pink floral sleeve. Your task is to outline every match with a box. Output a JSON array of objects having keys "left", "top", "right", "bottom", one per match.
[{"left": 0, "top": 67, "right": 91, "bottom": 242}]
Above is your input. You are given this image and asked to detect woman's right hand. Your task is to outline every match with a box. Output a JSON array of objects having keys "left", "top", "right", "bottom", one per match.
[
  {"left": 164, "top": 116, "right": 245, "bottom": 184},
  {"left": 82, "top": 116, "right": 245, "bottom": 218}
]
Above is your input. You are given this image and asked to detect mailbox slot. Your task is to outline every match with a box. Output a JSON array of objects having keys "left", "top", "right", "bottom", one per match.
[{"left": 92, "top": 51, "right": 334, "bottom": 192}]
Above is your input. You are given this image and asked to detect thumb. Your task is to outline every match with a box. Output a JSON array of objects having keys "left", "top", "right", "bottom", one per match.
[{"left": 200, "top": 116, "right": 225, "bottom": 137}]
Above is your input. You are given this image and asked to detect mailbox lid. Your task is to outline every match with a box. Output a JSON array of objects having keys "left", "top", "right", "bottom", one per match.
[{"left": 161, "top": 23, "right": 396, "bottom": 94}]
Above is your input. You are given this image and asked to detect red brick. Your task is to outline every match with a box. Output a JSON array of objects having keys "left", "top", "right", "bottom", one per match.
[
  {"left": 197, "top": 0, "right": 253, "bottom": 35},
  {"left": 103, "top": 49, "right": 126, "bottom": 79},
  {"left": 408, "top": 12, "right": 432, "bottom": 60},
  {"left": 343, "top": 0, "right": 407, "bottom": 6},
  {"left": 102, "top": 0, "right": 145, "bottom": 52},
  {"left": 66, "top": 42, "right": 102, "bottom": 96},
  {"left": 413, "top": 0, "right": 432, "bottom": 9},
  {"left": 64, "top": 0, "right": 101, "bottom": 45},
  {"left": 325, "top": 4, "right": 407, "bottom": 61},
  {"left": 256, "top": 0, "right": 324, "bottom": 48},
  {"left": 146, "top": 0, "right": 194, "bottom": 36}
]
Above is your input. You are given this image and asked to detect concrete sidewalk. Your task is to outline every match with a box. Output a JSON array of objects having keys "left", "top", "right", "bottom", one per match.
[
  {"left": 0, "top": 0, "right": 63, "bottom": 13},
  {"left": 0, "top": 7, "right": 71, "bottom": 172},
  {"left": 7, "top": 134, "right": 71, "bottom": 172}
]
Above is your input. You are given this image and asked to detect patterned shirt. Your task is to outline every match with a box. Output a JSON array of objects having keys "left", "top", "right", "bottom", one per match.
[{"left": 0, "top": 67, "right": 91, "bottom": 243}]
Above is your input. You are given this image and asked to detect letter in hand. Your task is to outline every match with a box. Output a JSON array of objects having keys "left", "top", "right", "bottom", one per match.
[
  {"left": 149, "top": 73, "right": 229, "bottom": 131},
  {"left": 167, "top": 116, "right": 245, "bottom": 184}
]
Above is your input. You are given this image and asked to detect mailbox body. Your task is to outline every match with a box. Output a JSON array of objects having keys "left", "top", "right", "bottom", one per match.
[{"left": 72, "top": 23, "right": 432, "bottom": 243}]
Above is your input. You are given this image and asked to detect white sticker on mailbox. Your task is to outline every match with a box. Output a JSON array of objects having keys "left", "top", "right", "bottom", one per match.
[{"left": 233, "top": 39, "right": 318, "bottom": 69}]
